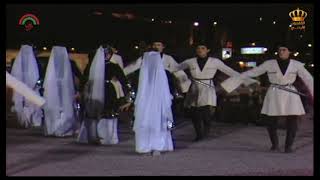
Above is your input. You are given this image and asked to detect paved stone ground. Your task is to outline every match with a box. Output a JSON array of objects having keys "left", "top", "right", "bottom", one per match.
[{"left": 6, "top": 117, "right": 313, "bottom": 176}]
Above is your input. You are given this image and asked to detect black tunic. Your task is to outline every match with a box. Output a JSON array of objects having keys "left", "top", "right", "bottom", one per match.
[
  {"left": 70, "top": 60, "right": 82, "bottom": 81},
  {"left": 104, "top": 61, "right": 129, "bottom": 112},
  {"left": 81, "top": 59, "right": 92, "bottom": 89},
  {"left": 165, "top": 70, "right": 175, "bottom": 96},
  {"left": 70, "top": 60, "right": 82, "bottom": 92}
]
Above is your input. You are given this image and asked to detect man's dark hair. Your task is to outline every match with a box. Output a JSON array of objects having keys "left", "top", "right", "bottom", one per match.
[{"left": 275, "top": 41, "right": 295, "bottom": 52}]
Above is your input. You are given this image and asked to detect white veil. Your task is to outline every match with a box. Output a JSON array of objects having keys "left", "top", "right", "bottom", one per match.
[
  {"left": 133, "top": 51, "right": 173, "bottom": 133},
  {"left": 85, "top": 46, "right": 106, "bottom": 117},
  {"left": 43, "top": 46, "right": 75, "bottom": 136},
  {"left": 11, "top": 45, "right": 42, "bottom": 127},
  {"left": 77, "top": 46, "right": 116, "bottom": 144}
]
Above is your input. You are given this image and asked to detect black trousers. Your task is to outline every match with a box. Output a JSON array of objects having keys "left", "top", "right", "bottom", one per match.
[
  {"left": 265, "top": 115, "right": 299, "bottom": 149},
  {"left": 191, "top": 105, "right": 216, "bottom": 139}
]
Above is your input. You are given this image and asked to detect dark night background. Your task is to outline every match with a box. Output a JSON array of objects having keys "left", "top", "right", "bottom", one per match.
[{"left": 6, "top": 3, "right": 314, "bottom": 64}]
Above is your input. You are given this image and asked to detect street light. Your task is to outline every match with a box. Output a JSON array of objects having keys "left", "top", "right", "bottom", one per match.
[
  {"left": 294, "top": 52, "right": 299, "bottom": 57},
  {"left": 251, "top": 42, "right": 256, "bottom": 46},
  {"left": 259, "top": 17, "right": 263, "bottom": 21},
  {"left": 239, "top": 61, "right": 245, "bottom": 68},
  {"left": 151, "top": 18, "right": 155, "bottom": 22},
  {"left": 43, "top": 47, "right": 47, "bottom": 51},
  {"left": 308, "top": 44, "right": 312, "bottom": 47},
  {"left": 71, "top": 48, "right": 75, "bottom": 51},
  {"left": 134, "top": 45, "right": 139, "bottom": 49},
  {"left": 193, "top": 22, "right": 199, "bottom": 26},
  {"left": 274, "top": 52, "right": 278, "bottom": 55},
  {"left": 213, "top": 21, "right": 217, "bottom": 26},
  {"left": 273, "top": 21, "right": 276, "bottom": 24},
  {"left": 93, "top": 11, "right": 103, "bottom": 16}
]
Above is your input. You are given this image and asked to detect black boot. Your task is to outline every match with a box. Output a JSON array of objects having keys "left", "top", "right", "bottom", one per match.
[
  {"left": 192, "top": 119, "right": 203, "bottom": 141},
  {"left": 203, "top": 112, "right": 212, "bottom": 138},
  {"left": 270, "top": 145, "right": 281, "bottom": 152},
  {"left": 203, "top": 126, "right": 210, "bottom": 139},
  {"left": 267, "top": 127, "right": 279, "bottom": 152},
  {"left": 285, "top": 131, "right": 296, "bottom": 153},
  {"left": 285, "top": 117, "right": 298, "bottom": 153},
  {"left": 266, "top": 118, "right": 279, "bottom": 152},
  {"left": 191, "top": 108, "right": 205, "bottom": 142},
  {"left": 284, "top": 147, "right": 293, "bottom": 153},
  {"left": 193, "top": 137, "right": 202, "bottom": 142}
]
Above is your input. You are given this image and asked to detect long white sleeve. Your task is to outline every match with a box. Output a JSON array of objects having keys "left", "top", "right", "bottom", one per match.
[
  {"left": 124, "top": 57, "right": 142, "bottom": 76},
  {"left": 297, "top": 64, "right": 314, "bottom": 97},
  {"left": 6, "top": 71, "right": 45, "bottom": 107},
  {"left": 116, "top": 55, "right": 124, "bottom": 69},
  {"left": 221, "top": 62, "right": 267, "bottom": 93},
  {"left": 215, "top": 59, "right": 241, "bottom": 77},
  {"left": 240, "top": 62, "right": 268, "bottom": 78},
  {"left": 171, "top": 60, "right": 190, "bottom": 72},
  {"left": 166, "top": 56, "right": 191, "bottom": 93}
]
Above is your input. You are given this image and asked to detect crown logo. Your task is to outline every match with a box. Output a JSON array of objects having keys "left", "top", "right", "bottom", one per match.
[{"left": 289, "top": 8, "right": 307, "bottom": 22}]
